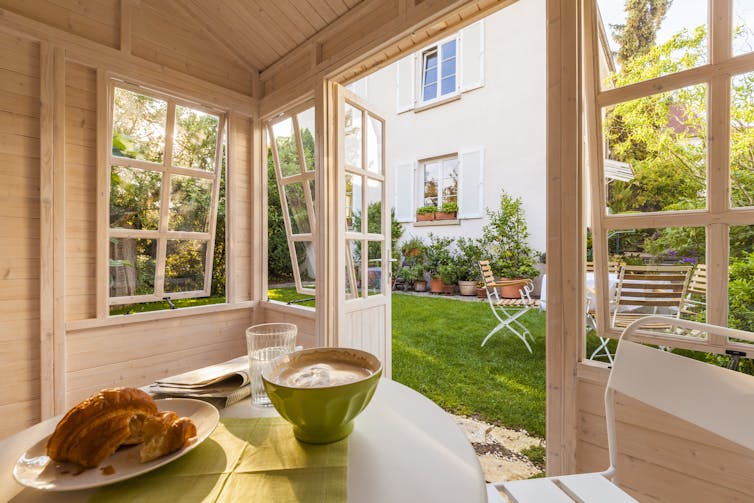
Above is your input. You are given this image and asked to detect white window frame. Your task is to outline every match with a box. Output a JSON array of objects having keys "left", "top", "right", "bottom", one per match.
[
  {"left": 419, "top": 154, "right": 459, "bottom": 210},
  {"left": 418, "top": 35, "right": 459, "bottom": 105},
  {"left": 584, "top": 0, "right": 754, "bottom": 356},
  {"left": 106, "top": 80, "right": 227, "bottom": 308}
]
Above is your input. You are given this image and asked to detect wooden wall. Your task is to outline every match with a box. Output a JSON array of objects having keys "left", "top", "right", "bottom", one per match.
[
  {"left": 575, "top": 364, "right": 754, "bottom": 502},
  {"left": 0, "top": 2, "right": 257, "bottom": 439}
]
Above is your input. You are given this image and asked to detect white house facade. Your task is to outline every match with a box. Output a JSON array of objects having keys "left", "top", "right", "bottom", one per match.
[{"left": 348, "top": 0, "right": 546, "bottom": 252}]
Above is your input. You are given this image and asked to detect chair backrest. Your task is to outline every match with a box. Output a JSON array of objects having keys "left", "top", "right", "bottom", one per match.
[
  {"left": 586, "top": 261, "right": 623, "bottom": 274},
  {"left": 612, "top": 264, "right": 691, "bottom": 319},
  {"left": 479, "top": 260, "right": 497, "bottom": 290},
  {"left": 604, "top": 316, "right": 754, "bottom": 478},
  {"left": 687, "top": 263, "right": 707, "bottom": 296}
]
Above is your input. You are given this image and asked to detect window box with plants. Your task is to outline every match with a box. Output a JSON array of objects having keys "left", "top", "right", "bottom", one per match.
[
  {"left": 416, "top": 205, "right": 436, "bottom": 222},
  {"left": 435, "top": 201, "right": 458, "bottom": 220}
]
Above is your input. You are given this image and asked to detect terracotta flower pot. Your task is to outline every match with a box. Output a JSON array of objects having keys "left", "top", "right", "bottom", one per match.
[
  {"left": 442, "top": 283, "right": 455, "bottom": 294},
  {"left": 414, "top": 280, "right": 427, "bottom": 292},
  {"left": 434, "top": 212, "right": 457, "bottom": 220},
  {"left": 430, "top": 277, "right": 444, "bottom": 293},
  {"left": 416, "top": 213, "right": 434, "bottom": 222},
  {"left": 499, "top": 279, "right": 523, "bottom": 299},
  {"left": 477, "top": 287, "right": 488, "bottom": 299}
]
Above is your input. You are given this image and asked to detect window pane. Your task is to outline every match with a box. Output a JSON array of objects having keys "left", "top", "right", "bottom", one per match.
[
  {"left": 604, "top": 84, "right": 707, "bottom": 214},
  {"left": 607, "top": 227, "right": 705, "bottom": 264},
  {"left": 172, "top": 105, "right": 219, "bottom": 171},
  {"left": 441, "top": 57, "right": 456, "bottom": 79},
  {"left": 109, "top": 238, "right": 156, "bottom": 297},
  {"left": 731, "top": 72, "right": 754, "bottom": 208},
  {"left": 442, "top": 39, "right": 456, "bottom": 59},
  {"left": 309, "top": 179, "right": 316, "bottom": 207},
  {"left": 367, "top": 239, "right": 383, "bottom": 296},
  {"left": 730, "top": 225, "right": 754, "bottom": 332},
  {"left": 441, "top": 157, "right": 459, "bottom": 204},
  {"left": 294, "top": 241, "right": 316, "bottom": 289},
  {"left": 284, "top": 182, "right": 311, "bottom": 234},
  {"left": 422, "top": 83, "right": 437, "bottom": 102},
  {"left": 165, "top": 240, "right": 207, "bottom": 293},
  {"left": 346, "top": 174, "right": 363, "bottom": 232},
  {"left": 110, "top": 166, "right": 161, "bottom": 230},
  {"left": 366, "top": 179, "right": 383, "bottom": 235},
  {"left": 440, "top": 76, "right": 456, "bottom": 96},
  {"left": 424, "top": 51, "right": 438, "bottom": 71},
  {"left": 344, "top": 104, "right": 362, "bottom": 169},
  {"left": 112, "top": 87, "right": 167, "bottom": 163},
  {"left": 272, "top": 118, "right": 301, "bottom": 177},
  {"left": 733, "top": 0, "right": 754, "bottom": 56},
  {"left": 367, "top": 115, "right": 383, "bottom": 174},
  {"left": 597, "top": 0, "right": 708, "bottom": 90},
  {"left": 423, "top": 162, "right": 440, "bottom": 207},
  {"left": 169, "top": 175, "right": 212, "bottom": 232},
  {"left": 297, "top": 107, "right": 316, "bottom": 172},
  {"left": 346, "top": 239, "right": 362, "bottom": 299}
]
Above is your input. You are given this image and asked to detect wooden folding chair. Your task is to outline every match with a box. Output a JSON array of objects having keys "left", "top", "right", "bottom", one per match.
[
  {"left": 478, "top": 261, "right": 540, "bottom": 352},
  {"left": 611, "top": 264, "right": 692, "bottom": 330},
  {"left": 489, "top": 316, "right": 754, "bottom": 502},
  {"left": 681, "top": 263, "right": 707, "bottom": 317}
]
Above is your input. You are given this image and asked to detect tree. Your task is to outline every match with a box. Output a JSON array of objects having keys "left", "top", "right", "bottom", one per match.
[{"left": 611, "top": 0, "right": 672, "bottom": 65}]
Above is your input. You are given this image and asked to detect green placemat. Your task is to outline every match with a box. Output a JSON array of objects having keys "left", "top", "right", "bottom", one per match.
[{"left": 90, "top": 417, "right": 348, "bottom": 503}]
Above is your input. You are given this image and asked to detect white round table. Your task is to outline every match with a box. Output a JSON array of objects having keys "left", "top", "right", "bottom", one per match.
[{"left": 0, "top": 379, "right": 487, "bottom": 503}]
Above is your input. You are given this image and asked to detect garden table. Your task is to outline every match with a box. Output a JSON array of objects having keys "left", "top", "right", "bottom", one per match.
[
  {"left": 0, "top": 379, "right": 487, "bottom": 503},
  {"left": 539, "top": 272, "right": 618, "bottom": 311}
]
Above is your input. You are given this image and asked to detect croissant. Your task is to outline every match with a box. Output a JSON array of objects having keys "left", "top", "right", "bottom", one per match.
[
  {"left": 139, "top": 411, "right": 197, "bottom": 463},
  {"left": 46, "top": 388, "right": 158, "bottom": 468}
]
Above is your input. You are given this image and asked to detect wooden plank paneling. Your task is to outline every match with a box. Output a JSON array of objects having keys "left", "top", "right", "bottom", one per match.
[
  {"left": 228, "top": 112, "right": 253, "bottom": 302},
  {"left": 65, "top": 61, "right": 97, "bottom": 321},
  {"left": 0, "top": 31, "right": 41, "bottom": 435},
  {"left": 259, "top": 301, "right": 317, "bottom": 349}
]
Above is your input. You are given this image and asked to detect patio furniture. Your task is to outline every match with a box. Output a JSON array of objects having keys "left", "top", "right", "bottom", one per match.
[
  {"left": 610, "top": 264, "right": 692, "bottom": 330},
  {"left": 0, "top": 379, "right": 487, "bottom": 503},
  {"left": 681, "top": 263, "right": 707, "bottom": 318},
  {"left": 478, "top": 260, "right": 540, "bottom": 352},
  {"left": 488, "top": 315, "right": 754, "bottom": 502}
]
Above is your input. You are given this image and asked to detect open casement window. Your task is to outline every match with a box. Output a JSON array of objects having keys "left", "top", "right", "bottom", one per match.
[
  {"left": 107, "top": 82, "right": 226, "bottom": 308},
  {"left": 395, "top": 20, "right": 485, "bottom": 112},
  {"left": 583, "top": 0, "right": 754, "bottom": 356},
  {"left": 267, "top": 106, "right": 317, "bottom": 295}
]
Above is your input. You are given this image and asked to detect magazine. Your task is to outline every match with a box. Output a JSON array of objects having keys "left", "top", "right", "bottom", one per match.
[{"left": 149, "top": 355, "right": 251, "bottom": 408}]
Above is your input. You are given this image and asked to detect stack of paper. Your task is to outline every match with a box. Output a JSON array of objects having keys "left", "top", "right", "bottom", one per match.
[{"left": 149, "top": 355, "right": 251, "bottom": 408}]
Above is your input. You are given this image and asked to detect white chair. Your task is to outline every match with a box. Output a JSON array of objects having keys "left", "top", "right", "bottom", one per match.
[
  {"left": 478, "top": 261, "right": 540, "bottom": 352},
  {"left": 488, "top": 315, "right": 754, "bottom": 502}
]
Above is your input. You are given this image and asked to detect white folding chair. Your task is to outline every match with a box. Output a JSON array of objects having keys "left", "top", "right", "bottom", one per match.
[
  {"left": 488, "top": 315, "right": 754, "bottom": 502},
  {"left": 478, "top": 261, "right": 540, "bottom": 352}
]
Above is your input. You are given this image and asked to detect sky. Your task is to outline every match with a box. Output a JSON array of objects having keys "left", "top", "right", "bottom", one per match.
[{"left": 597, "top": 0, "right": 754, "bottom": 57}]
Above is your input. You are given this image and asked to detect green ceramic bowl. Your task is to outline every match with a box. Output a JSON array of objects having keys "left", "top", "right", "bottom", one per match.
[{"left": 262, "top": 347, "right": 382, "bottom": 444}]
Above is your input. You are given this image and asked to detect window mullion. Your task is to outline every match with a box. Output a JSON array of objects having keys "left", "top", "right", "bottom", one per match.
[
  {"left": 202, "top": 115, "right": 226, "bottom": 294},
  {"left": 155, "top": 101, "right": 176, "bottom": 299}
]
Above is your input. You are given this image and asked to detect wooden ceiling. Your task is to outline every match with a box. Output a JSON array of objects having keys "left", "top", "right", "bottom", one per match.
[{"left": 176, "top": 0, "right": 364, "bottom": 72}]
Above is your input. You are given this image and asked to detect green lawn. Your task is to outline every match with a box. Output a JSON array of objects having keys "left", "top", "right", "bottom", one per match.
[{"left": 392, "top": 293, "right": 547, "bottom": 437}]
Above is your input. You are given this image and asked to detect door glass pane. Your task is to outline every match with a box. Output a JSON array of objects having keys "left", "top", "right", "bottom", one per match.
[
  {"left": 345, "top": 174, "right": 363, "bottom": 232},
  {"left": 272, "top": 118, "right": 301, "bottom": 177},
  {"left": 366, "top": 179, "right": 383, "bottom": 235},
  {"left": 367, "top": 115, "right": 383, "bottom": 174},
  {"left": 345, "top": 104, "right": 362, "bottom": 169},
  {"left": 294, "top": 241, "right": 316, "bottom": 290},
  {"left": 367, "top": 240, "right": 383, "bottom": 296},
  {"left": 112, "top": 87, "right": 167, "bottom": 163},
  {"left": 284, "top": 182, "right": 311, "bottom": 235},
  {"left": 309, "top": 179, "right": 316, "bottom": 207},
  {"left": 173, "top": 105, "right": 219, "bottom": 171},
  {"left": 733, "top": 1, "right": 754, "bottom": 56},
  {"left": 110, "top": 166, "right": 161, "bottom": 230},
  {"left": 596, "top": 0, "right": 708, "bottom": 90},
  {"left": 165, "top": 240, "right": 207, "bottom": 293},
  {"left": 731, "top": 71, "right": 754, "bottom": 208},
  {"left": 604, "top": 84, "right": 707, "bottom": 215},
  {"left": 346, "top": 239, "right": 362, "bottom": 299},
  {"left": 729, "top": 225, "right": 754, "bottom": 333},
  {"left": 169, "top": 175, "right": 212, "bottom": 232},
  {"left": 109, "top": 238, "right": 156, "bottom": 297},
  {"left": 297, "top": 107, "right": 316, "bottom": 172}
]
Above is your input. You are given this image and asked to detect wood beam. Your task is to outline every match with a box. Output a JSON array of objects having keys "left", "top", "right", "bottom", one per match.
[{"left": 120, "top": 0, "right": 132, "bottom": 54}]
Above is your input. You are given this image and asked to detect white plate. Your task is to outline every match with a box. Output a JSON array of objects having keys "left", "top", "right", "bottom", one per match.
[{"left": 13, "top": 398, "right": 219, "bottom": 491}]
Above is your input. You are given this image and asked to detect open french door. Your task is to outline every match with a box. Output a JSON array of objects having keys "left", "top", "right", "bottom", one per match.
[{"left": 332, "top": 84, "right": 392, "bottom": 377}]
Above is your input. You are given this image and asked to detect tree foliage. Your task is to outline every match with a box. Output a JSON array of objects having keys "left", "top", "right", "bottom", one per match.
[{"left": 611, "top": 0, "right": 671, "bottom": 65}]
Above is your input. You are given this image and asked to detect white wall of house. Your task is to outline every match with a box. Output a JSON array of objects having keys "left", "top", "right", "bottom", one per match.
[{"left": 349, "top": 0, "right": 546, "bottom": 252}]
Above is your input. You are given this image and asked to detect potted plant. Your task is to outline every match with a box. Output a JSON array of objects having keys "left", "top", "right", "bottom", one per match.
[
  {"left": 482, "top": 190, "right": 539, "bottom": 298},
  {"left": 398, "top": 264, "right": 426, "bottom": 292},
  {"left": 435, "top": 201, "right": 458, "bottom": 220},
  {"left": 416, "top": 205, "right": 436, "bottom": 222},
  {"left": 437, "top": 264, "right": 459, "bottom": 294},
  {"left": 401, "top": 236, "right": 425, "bottom": 258},
  {"left": 424, "top": 234, "right": 454, "bottom": 294},
  {"left": 455, "top": 237, "right": 484, "bottom": 295}
]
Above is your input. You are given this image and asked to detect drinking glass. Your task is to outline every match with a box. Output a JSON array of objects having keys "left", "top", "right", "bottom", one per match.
[{"left": 246, "top": 323, "right": 297, "bottom": 406}]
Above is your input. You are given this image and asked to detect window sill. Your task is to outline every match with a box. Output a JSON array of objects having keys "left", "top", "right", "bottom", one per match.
[
  {"left": 413, "top": 93, "right": 461, "bottom": 113},
  {"left": 414, "top": 219, "right": 460, "bottom": 227},
  {"left": 65, "top": 300, "right": 257, "bottom": 331}
]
